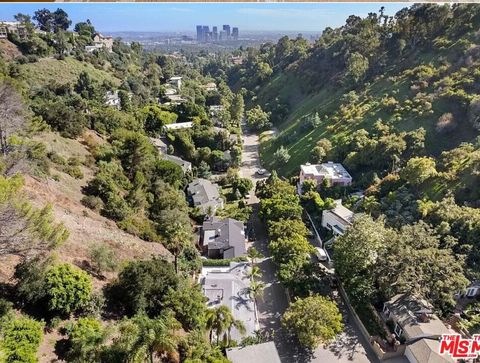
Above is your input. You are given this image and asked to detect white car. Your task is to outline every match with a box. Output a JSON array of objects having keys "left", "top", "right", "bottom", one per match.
[
  {"left": 256, "top": 168, "right": 267, "bottom": 175},
  {"left": 315, "top": 247, "right": 328, "bottom": 262}
]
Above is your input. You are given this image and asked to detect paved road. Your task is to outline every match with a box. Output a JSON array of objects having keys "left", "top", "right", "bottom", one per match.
[{"left": 240, "top": 126, "right": 377, "bottom": 363}]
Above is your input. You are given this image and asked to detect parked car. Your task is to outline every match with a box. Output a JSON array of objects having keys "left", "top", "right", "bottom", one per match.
[
  {"left": 315, "top": 247, "right": 328, "bottom": 262},
  {"left": 256, "top": 168, "right": 267, "bottom": 175}
]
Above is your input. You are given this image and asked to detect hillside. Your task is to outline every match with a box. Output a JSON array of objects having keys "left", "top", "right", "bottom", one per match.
[
  {"left": 19, "top": 57, "right": 121, "bottom": 88},
  {"left": 0, "top": 39, "right": 21, "bottom": 61}
]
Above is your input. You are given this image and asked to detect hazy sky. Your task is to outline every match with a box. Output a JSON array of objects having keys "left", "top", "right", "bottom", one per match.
[{"left": 0, "top": 3, "right": 408, "bottom": 32}]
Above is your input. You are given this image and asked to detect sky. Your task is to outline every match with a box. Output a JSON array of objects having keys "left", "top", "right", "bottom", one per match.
[{"left": 0, "top": 3, "right": 409, "bottom": 33}]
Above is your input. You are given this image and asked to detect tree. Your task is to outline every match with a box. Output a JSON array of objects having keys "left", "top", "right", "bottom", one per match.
[
  {"left": 247, "top": 247, "right": 264, "bottom": 266},
  {"left": 74, "top": 20, "right": 95, "bottom": 38},
  {"left": 400, "top": 156, "right": 437, "bottom": 185},
  {"left": 229, "top": 93, "right": 244, "bottom": 124},
  {"left": 162, "top": 223, "right": 192, "bottom": 274},
  {"left": 89, "top": 244, "right": 118, "bottom": 275},
  {"left": 45, "top": 263, "right": 93, "bottom": 315},
  {"left": 1, "top": 317, "right": 44, "bottom": 363},
  {"left": 282, "top": 295, "right": 343, "bottom": 349},
  {"left": 205, "top": 305, "right": 245, "bottom": 346},
  {"left": 232, "top": 177, "right": 253, "bottom": 197},
  {"left": 52, "top": 8, "right": 72, "bottom": 32},
  {"left": 110, "top": 312, "right": 180, "bottom": 363},
  {"left": 65, "top": 317, "right": 107, "bottom": 363},
  {"left": 273, "top": 146, "right": 290, "bottom": 165},
  {"left": 33, "top": 9, "right": 53, "bottom": 32},
  {"left": 0, "top": 82, "right": 25, "bottom": 156},
  {"left": 107, "top": 258, "right": 179, "bottom": 317},
  {"left": 345, "top": 52, "right": 369, "bottom": 84},
  {"left": 246, "top": 105, "right": 271, "bottom": 131},
  {"left": 141, "top": 105, "right": 178, "bottom": 136}
]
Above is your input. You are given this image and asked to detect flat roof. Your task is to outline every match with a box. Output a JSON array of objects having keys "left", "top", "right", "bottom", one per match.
[
  {"left": 301, "top": 162, "right": 352, "bottom": 180},
  {"left": 226, "top": 342, "right": 281, "bottom": 363}
]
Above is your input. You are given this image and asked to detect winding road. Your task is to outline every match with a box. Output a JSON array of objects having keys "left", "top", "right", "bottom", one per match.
[{"left": 240, "top": 125, "right": 378, "bottom": 363}]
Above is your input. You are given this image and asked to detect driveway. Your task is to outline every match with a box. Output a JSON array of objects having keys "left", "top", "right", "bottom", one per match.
[{"left": 240, "top": 125, "right": 377, "bottom": 363}]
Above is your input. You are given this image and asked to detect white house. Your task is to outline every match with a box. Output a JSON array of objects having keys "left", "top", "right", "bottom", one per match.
[
  {"left": 0, "top": 21, "right": 26, "bottom": 39},
  {"left": 105, "top": 91, "right": 120, "bottom": 109},
  {"left": 164, "top": 122, "right": 193, "bottom": 131},
  {"left": 299, "top": 162, "right": 352, "bottom": 187},
  {"left": 168, "top": 76, "right": 182, "bottom": 90},
  {"left": 321, "top": 200, "right": 354, "bottom": 236},
  {"left": 93, "top": 33, "right": 113, "bottom": 52}
]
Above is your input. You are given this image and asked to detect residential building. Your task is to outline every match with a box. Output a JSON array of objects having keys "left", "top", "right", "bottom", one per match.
[
  {"left": 226, "top": 342, "right": 281, "bottom": 363},
  {"left": 168, "top": 76, "right": 182, "bottom": 90},
  {"left": 381, "top": 294, "right": 454, "bottom": 363},
  {"left": 202, "top": 82, "right": 217, "bottom": 92},
  {"left": 93, "top": 33, "right": 113, "bottom": 52},
  {"left": 149, "top": 137, "right": 168, "bottom": 154},
  {"left": 187, "top": 178, "right": 223, "bottom": 215},
  {"left": 299, "top": 162, "right": 352, "bottom": 187},
  {"left": 201, "top": 216, "right": 246, "bottom": 259},
  {"left": 163, "top": 154, "right": 191, "bottom": 173},
  {"left": 105, "top": 90, "right": 120, "bottom": 109},
  {"left": 321, "top": 200, "right": 353, "bottom": 236},
  {"left": 164, "top": 121, "right": 193, "bottom": 131},
  {"left": 0, "top": 21, "right": 26, "bottom": 39},
  {"left": 456, "top": 281, "right": 480, "bottom": 299},
  {"left": 200, "top": 262, "right": 256, "bottom": 341},
  {"left": 165, "top": 94, "right": 186, "bottom": 105},
  {"left": 231, "top": 56, "right": 244, "bottom": 65}
]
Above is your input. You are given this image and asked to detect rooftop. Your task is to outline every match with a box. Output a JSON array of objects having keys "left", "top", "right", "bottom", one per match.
[
  {"left": 328, "top": 200, "right": 354, "bottom": 225},
  {"left": 163, "top": 154, "right": 191, "bottom": 171},
  {"left": 226, "top": 342, "right": 281, "bottom": 363},
  {"left": 203, "top": 216, "right": 246, "bottom": 258},
  {"left": 187, "top": 178, "right": 222, "bottom": 209},
  {"left": 164, "top": 122, "right": 193, "bottom": 130},
  {"left": 301, "top": 162, "right": 352, "bottom": 180},
  {"left": 200, "top": 262, "right": 256, "bottom": 342}
]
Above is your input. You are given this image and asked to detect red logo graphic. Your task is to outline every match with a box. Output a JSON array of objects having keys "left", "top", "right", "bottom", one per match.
[{"left": 439, "top": 334, "right": 480, "bottom": 359}]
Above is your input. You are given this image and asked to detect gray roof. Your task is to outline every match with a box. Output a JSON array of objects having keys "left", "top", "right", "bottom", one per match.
[
  {"left": 163, "top": 154, "right": 191, "bottom": 172},
  {"left": 200, "top": 262, "right": 255, "bottom": 342},
  {"left": 203, "top": 216, "right": 246, "bottom": 258},
  {"left": 187, "top": 179, "right": 223, "bottom": 213},
  {"left": 226, "top": 342, "right": 281, "bottom": 363},
  {"left": 385, "top": 294, "right": 454, "bottom": 363}
]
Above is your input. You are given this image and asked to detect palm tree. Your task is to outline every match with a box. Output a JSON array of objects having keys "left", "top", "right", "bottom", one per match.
[
  {"left": 247, "top": 247, "right": 264, "bottom": 266},
  {"left": 247, "top": 265, "right": 262, "bottom": 280},
  {"left": 126, "top": 312, "right": 180, "bottom": 363},
  {"left": 225, "top": 316, "right": 246, "bottom": 346},
  {"left": 207, "top": 305, "right": 235, "bottom": 344},
  {"left": 248, "top": 280, "right": 265, "bottom": 324},
  {"left": 164, "top": 223, "right": 192, "bottom": 274}
]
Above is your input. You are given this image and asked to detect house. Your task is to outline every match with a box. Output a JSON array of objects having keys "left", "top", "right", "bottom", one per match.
[
  {"left": 0, "top": 21, "right": 26, "bottom": 39},
  {"left": 105, "top": 90, "right": 120, "bottom": 109},
  {"left": 200, "top": 262, "right": 255, "bottom": 342},
  {"left": 201, "top": 216, "right": 246, "bottom": 259},
  {"left": 299, "top": 162, "right": 352, "bottom": 187},
  {"left": 381, "top": 294, "right": 454, "bottom": 363},
  {"left": 202, "top": 82, "right": 217, "bottom": 92},
  {"left": 456, "top": 281, "right": 480, "bottom": 299},
  {"left": 164, "top": 122, "right": 193, "bottom": 131},
  {"left": 163, "top": 154, "right": 191, "bottom": 173},
  {"left": 231, "top": 56, "right": 244, "bottom": 65},
  {"left": 168, "top": 76, "right": 182, "bottom": 90},
  {"left": 93, "top": 33, "right": 113, "bottom": 52},
  {"left": 149, "top": 137, "right": 168, "bottom": 154},
  {"left": 166, "top": 94, "right": 186, "bottom": 105},
  {"left": 187, "top": 178, "right": 223, "bottom": 214},
  {"left": 226, "top": 342, "right": 281, "bottom": 363},
  {"left": 321, "top": 200, "right": 354, "bottom": 236}
]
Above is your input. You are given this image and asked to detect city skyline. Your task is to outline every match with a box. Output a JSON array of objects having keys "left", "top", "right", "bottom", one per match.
[
  {"left": 196, "top": 24, "right": 239, "bottom": 42},
  {"left": 0, "top": 3, "right": 407, "bottom": 32}
]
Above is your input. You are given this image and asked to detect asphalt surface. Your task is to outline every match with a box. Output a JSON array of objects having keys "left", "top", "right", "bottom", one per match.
[{"left": 240, "top": 127, "right": 377, "bottom": 363}]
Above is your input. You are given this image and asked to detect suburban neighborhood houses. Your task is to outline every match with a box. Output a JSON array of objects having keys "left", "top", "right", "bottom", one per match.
[
  {"left": 201, "top": 216, "right": 247, "bottom": 259},
  {"left": 299, "top": 161, "right": 353, "bottom": 188},
  {"left": 187, "top": 178, "right": 224, "bottom": 214}
]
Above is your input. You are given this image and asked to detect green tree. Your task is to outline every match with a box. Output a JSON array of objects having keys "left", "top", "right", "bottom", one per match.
[
  {"left": 229, "top": 93, "right": 244, "bottom": 124},
  {"left": 345, "top": 52, "right": 369, "bottom": 84},
  {"left": 89, "top": 244, "right": 118, "bottom": 275},
  {"left": 107, "top": 258, "right": 179, "bottom": 317},
  {"left": 282, "top": 296, "right": 343, "bottom": 349},
  {"left": 246, "top": 105, "right": 271, "bottom": 131},
  {"left": 400, "top": 156, "right": 437, "bottom": 185},
  {"left": 232, "top": 177, "right": 253, "bottom": 197},
  {"left": 273, "top": 146, "right": 290, "bottom": 165},
  {"left": 141, "top": 105, "right": 178, "bottom": 136},
  {"left": 65, "top": 317, "right": 107, "bottom": 363},
  {"left": 45, "top": 263, "right": 93, "bottom": 315},
  {"left": 1, "top": 317, "right": 44, "bottom": 363},
  {"left": 205, "top": 305, "right": 245, "bottom": 346}
]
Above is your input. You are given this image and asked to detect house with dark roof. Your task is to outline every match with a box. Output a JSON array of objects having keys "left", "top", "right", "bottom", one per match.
[
  {"left": 201, "top": 216, "right": 246, "bottom": 259},
  {"left": 187, "top": 179, "right": 223, "bottom": 215},
  {"left": 381, "top": 294, "right": 454, "bottom": 363}
]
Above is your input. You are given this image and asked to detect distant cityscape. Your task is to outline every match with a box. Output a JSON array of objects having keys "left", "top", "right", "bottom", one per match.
[{"left": 196, "top": 24, "right": 239, "bottom": 43}]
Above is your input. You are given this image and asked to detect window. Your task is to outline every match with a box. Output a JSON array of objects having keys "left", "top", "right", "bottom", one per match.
[{"left": 394, "top": 323, "right": 403, "bottom": 337}]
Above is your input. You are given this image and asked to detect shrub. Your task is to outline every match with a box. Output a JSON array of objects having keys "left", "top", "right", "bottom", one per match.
[
  {"left": 65, "top": 317, "right": 106, "bottom": 363},
  {"left": 45, "top": 263, "right": 93, "bottom": 315},
  {"left": 89, "top": 244, "right": 118, "bottom": 274},
  {"left": 1, "top": 317, "right": 44, "bottom": 363},
  {"left": 81, "top": 195, "right": 104, "bottom": 212}
]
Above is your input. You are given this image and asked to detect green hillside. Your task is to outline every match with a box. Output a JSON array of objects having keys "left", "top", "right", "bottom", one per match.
[{"left": 20, "top": 57, "right": 121, "bottom": 87}]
